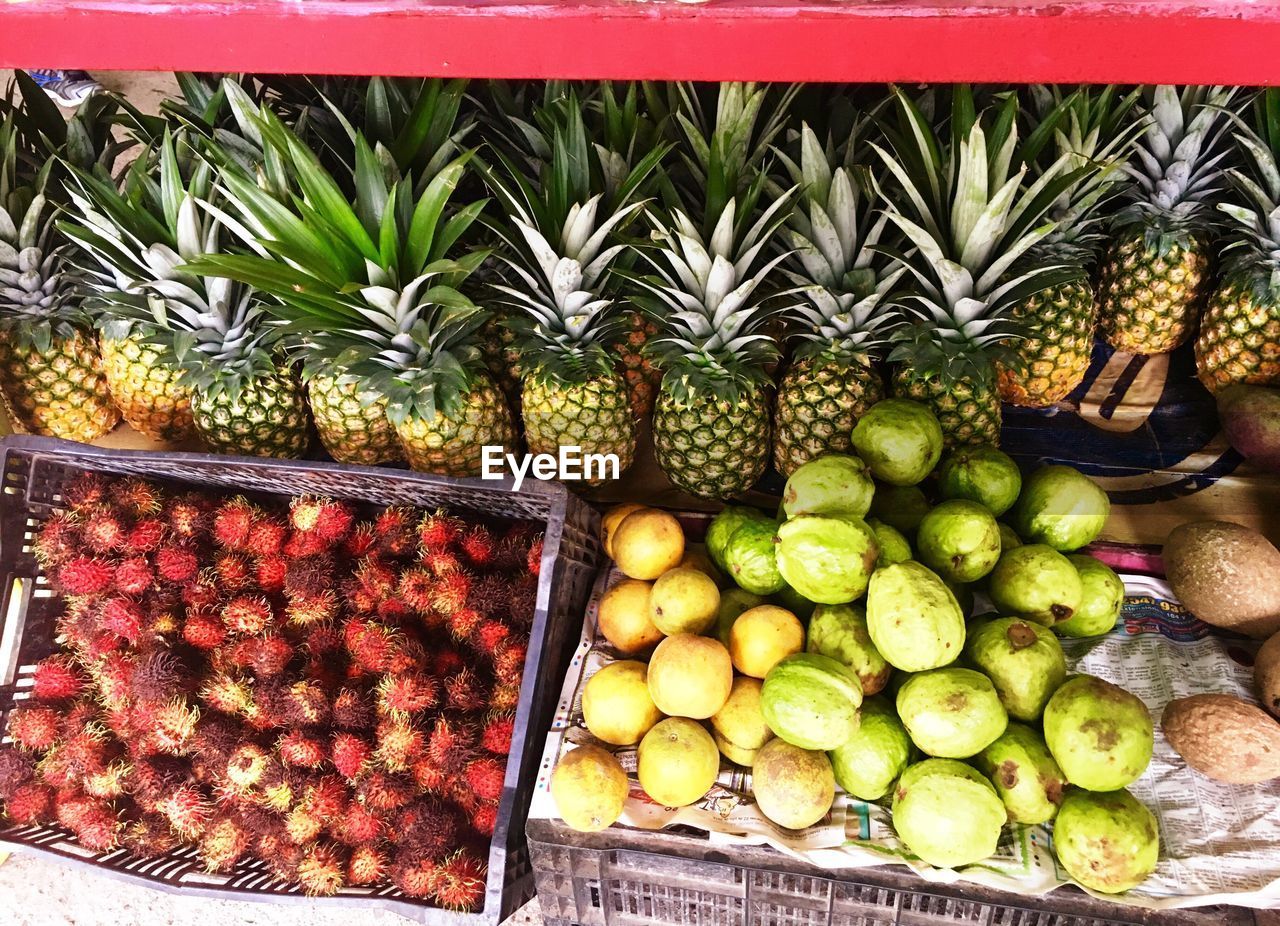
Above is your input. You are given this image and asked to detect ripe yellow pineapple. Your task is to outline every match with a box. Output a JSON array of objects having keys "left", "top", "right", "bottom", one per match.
[{"left": 98, "top": 330, "right": 195, "bottom": 442}]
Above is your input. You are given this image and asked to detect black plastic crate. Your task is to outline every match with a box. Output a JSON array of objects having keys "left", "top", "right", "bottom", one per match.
[
  {"left": 526, "top": 818, "right": 1258, "bottom": 926},
  {"left": 0, "top": 435, "right": 600, "bottom": 925}
]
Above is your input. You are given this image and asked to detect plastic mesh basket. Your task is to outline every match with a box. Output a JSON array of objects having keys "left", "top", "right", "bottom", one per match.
[{"left": 0, "top": 435, "right": 600, "bottom": 925}]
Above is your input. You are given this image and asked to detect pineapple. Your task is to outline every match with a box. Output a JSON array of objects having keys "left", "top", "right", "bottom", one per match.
[
  {"left": 0, "top": 75, "right": 120, "bottom": 442},
  {"left": 483, "top": 88, "right": 666, "bottom": 484},
  {"left": 998, "top": 86, "right": 1141, "bottom": 407},
  {"left": 771, "top": 121, "right": 904, "bottom": 475},
  {"left": 61, "top": 134, "right": 310, "bottom": 458},
  {"left": 185, "top": 95, "right": 512, "bottom": 475},
  {"left": 97, "top": 326, "right": 195, "bottom": 442},
  {"left": 1196, "top": 88, "right": 1280, "bottom": 392},
  {"left": 873, "top": 87, "right": 1082, "bottom": 447},
  {"left": 1097, "top": 86, "right": 1238, "bottom": 356}
]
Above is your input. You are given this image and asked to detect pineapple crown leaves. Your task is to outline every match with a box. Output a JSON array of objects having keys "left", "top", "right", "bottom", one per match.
[
  {"left": 1216, "top": 88, "right": 1280, "bottom": 296},
  {"left": 1114, "top": 85, "right": 1241, "bottom": 249},
  {"left": 631, "top": 191, "right": 799, "bottom": 403}
]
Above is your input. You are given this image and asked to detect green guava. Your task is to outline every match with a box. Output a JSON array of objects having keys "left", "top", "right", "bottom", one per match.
[
  {"left": 936, "top": 446, "right": 1023, "bottom": 516},
  {"left": 782, "top": 454, "right": 875, "bottom": 520},
  {"left": 916, "top": 499, "right": 1002, "bottom": 584},
  {"left": 1056, "top": 555, "right": 1125, "bottom": 638},
  {"left": 828, "top": 697, "right": 911, "bottom": 801},
  {"left": 706, "top": 506, "right": 774, "bottom": 571},
  {"left": 867, "top": 518, "right": 913, "bottom": 567},
  {"left": 998, "top": 523, "right": 1023, "bottom": 552},
  {"left": 989, "top": 544, "right": 1083, "bottom": 625},
  {"left": 714, "top": 588, "right": 767, "bottom": 646},
  {"left": 851, "top": 399, "right": 944, "bottom": 486},
  {"left": 775, "top": 515, "right": 880, "bottom": 605},
  {"left": 760, "top": 653, "right": 864, "bottom": 750},
  {"left": 974, "top": 722, "right": 1066, "bottom": 824},
  {"left": 771, "top": 583, "right": 816, "bottom": 621},
  {"left": 896, "top": 667, "right": 1008, "bottom": 758},
  {"left": 806, "top": 603, "right": 891, "bottom": 696},
  {"left": 1052, "top": 789, "right": 1159, "bottom": 893},
  {"left": 866, "top": 562, "right": 966, "bottom": 672},
  {"left": 1012, "top": 465, "right": 1110, "bottom": 552},
  {"left": 891, "top": 759, "right": 1007, "bottom": 868},
  {"left": 869, "top": 483, "right": 931, "bottom": 536},
  {"left": 723, "top": 519, "right": 785, "bottom": 596},
  {"left": 1043, "top": 675, "right": 1153, "bottom": 791},
  {"left": 964, "top": 617, "right": 1067, "bottom": 721}
]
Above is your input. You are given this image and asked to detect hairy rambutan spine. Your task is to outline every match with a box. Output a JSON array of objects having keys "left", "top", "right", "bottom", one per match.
[
  {"left": 213, "top": 497, "right": 258, "bottom": 551},
  {"left": 6, "top": 705, "right": 60, "bottom": 752},
  {"left": 297, "top": 841, "right": 347, "bottom": 896},
  {"left": 330, "top": 733, "right": 372, "bottom": 780},
  {"left": 155, "top": 546, "right": 199, "bottom": 584},
  {"left": 31, "top": 656, "right": 85, "bottom": 702},
  {"left": 3, "top": 781, "right": 53, "bottom": 824},
  {"left": 376, "top": 673, "right": 437, "bottom": 716},
  {"left": 126, "top": 516, "right": 167, "bottom": 553},
  {"left": 278, "top": 731, "right": 326, "bottom": 769},
  {"left": 347, "top": 845, "right": 388, "bottom": 886},
  {"left": 459, "top": 526, "right": 496, "bottom": 569},
  {"left": 183, "top": 612, "right": 227, "bottom": 651},
  {"left": 433, "top": 850, "right": 487, "bottom": 912},
  {"left": 481, "top": 713, "right": 515, "bottom": 756},
  {"left": 374, "top": 718, "right": 423, "bottom": 772},
  {"left": 114, "top": 556, "right": 154, "bottom": 596},
  {"left": 418, "top": 511, "right": 462, "bottom": 554},
  {"left": 465, "top": 757, "right": 507, "bottom": 802},
  {"left": 220, "top": 596, "right": 273, "bottom": 635},
  {"left": 56, "top": 556, "right": 115, "bottom": 597}
]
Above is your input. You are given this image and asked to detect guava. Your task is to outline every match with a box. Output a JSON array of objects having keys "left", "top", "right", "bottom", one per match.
[
  {"left": 750, "top": 738, "right": 836, "bottom": 830},
  {"left": 851, "top": 399, "right": 944, "bottom": 486},
  {"left": 1043, "top": 675, "right": 1153, "bottom": 791},
  {"left": 891, "top": 759, "right": 1007, "bottom": 868},
  {"left": 1056, "top": 555, "right": 1125, "bottom": 638},
  {"left": 760, "top": 653, "right": 863, "bottom": 750},
  {"left": 714, "top": 588, "right": 767, "bottom": 646},
  {"left": 974, "top": 723, "right": 1066, "bottom": 824},
  {"left": 723, "top": 519, "right": 785, "bottom": 596},
  {"left": 866, "top": 562, "right": 966, "bottom": 672},
  {"left": 936, "top": 446, "right": 1023, "bottom": 516},
  {"left": 916, "top": 499, "right": 1002, "bottom": 584},
  {"left": 989, "top": 544, "right": 1083, "bottom": 625},
  {"left": 867, "top": 518, "right": 912, "bottom": 566},
  {"left": 998, "top": 522, "right": 1022, "bottom": 552},
  {"left": 706, "top": 506, "right": 774, "bottom": 571},
  {"left": 964, "top": 617, "right": 1067, "bottom": 721},
  {"left": 896, "top": 668, "right": 1008, "bottom": 758},
  {"left": 869, "top": 483, "right": 930, "bottom": 536},
  {"left": 1052, "top": 789, "right": 1159, "bottom": 893},
  {"left": 775, "top": 515, "right": 879, "bottom": 605},
  {"left": 1012, "top": 465, "right": 1110, "bottom": 552},
  {"left": 828, "top": 697, "right": 912, "bottom": 801},
  {"left": 806, "top": 603, "right": 891, "bottom": 695},
  {"left": 782, "top": 454, "right": 875, "bottom": 520},
  {"left": 771, "top": 583, "right": 816, "bottom": 621}
]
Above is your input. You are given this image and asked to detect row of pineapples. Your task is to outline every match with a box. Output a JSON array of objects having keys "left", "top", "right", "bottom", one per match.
[{"left": 2, "top": 78, "right": 1278, "bottom": 501}]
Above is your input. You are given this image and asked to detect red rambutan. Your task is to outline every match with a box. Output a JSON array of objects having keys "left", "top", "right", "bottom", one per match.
[
  {"left": 459, "top": 526, "right": 496, "bottom": 569},
  {"left": 471, "top": 801, "right": 498, "bottom": 837},
  {"left": 418, "top": 511, "right": 462, "bottom": 554},
  {"left": 425, "top": 716, "right": 474, "bottom": 772},
  {"left": 63, "top": 472, "right": 109, "bottom": 513},
  {"left": 4, "top": 781, "right": 53, "bottom": 824},
  {"left": 212, "top": 551, "right": 254, "bottom": 591},
  {"left": 303, "top": 775, "right": 349, "bottom": 820},
  {"left": 255, "top": 554, "right": 288, "bottom": 594},
  {"left": 181, "top": 577, "right": 220, "bottom": 611},
  {"left": 396, "top": 568, "right": 435, "bottom": 614},
  {"left": 58, "top": 793, "right": 121, "bottom": 851},
  {"left": 167, "top": 494, "right": 209, "bottom": 539},
  {"left": 444, "top": 669, "right": 487, "bottom": 713},
  {"left": 220, "top": 596, "right": 273, "bottom": 636},
  {"left": 112, "top": 555, "right": 153, "bottom": 596},
  {"left": 489, "top": 681, "right": 522, "bottom": 714},
  {"left": 431, "top": 572, "right": 472, "bottom": 616},
  {"left": 151, "top": 698, "right": 200, "bottom": 755},
  {"left": 126, "top": 516, "right": 167, "bottom": 553},
  {"left": 157, "top": 783, "right": 213, "bottom": 837},
  {"left": 465, "top": 757, "right": 506, "bottom": 802},
  {"left": 92, "top": 651, "right": 135, "bottom": 711},
  {"left": 335, "top": 801, "right": 383, "bottom": 846},
  {"left": 374, "top": 507, "right": 418, "bottom": 558},
  {"left": 348, "top": 844, "right": 388, "bottom": 886},
  {"left": 296, "top": 841, "right": 346, "bottom": 896},
  {"left": 122, "top": 814, "right": 180, "bottom": 857},
  {"left": 431, "top": 646, "right": 466, "bottom": 680},
  {"left": 249, "top": 635, "right": 294, "bottom": 677},
  {"left": 433, "top": 850, "right": 487, "bottom": 912},
  {"left": 30, "top": 656, "right": 84, "bottom": 702},
  {"left": 526, "top": 536, "right": 544, "bottom": 575},
  {"left": 32, "top": 511, "right": 82, "bottom": 567},
  {"left": 81, "top": 510, "right": 127, "bottom": 554},
  {"left": 183, "top": 611, "right": 227, "bottom": 651},
  {"left": 56, "top": 556, "right": 115, "bottom": 597},
  {"left": 354, "top": 557, "right": 397, "bottom": 598},
  {"left": 199, "top": 814, "right": 251, "bottom": 872},
  {"left": 480, "top": 713, "right": 515, "bottom": 756},
  {"left": 410, "top": 754, "right": 449, "bottom": 793},
  {"left": 331, "top": 689, "right": 372, "bottom": 731},
  {"left": 376, "top": 673, "right": 437, "bottom": 716},
  {"left": 213, "top": 497, "right": 258, "bottom": 551},
  {"left": 290, "top": 497, "right": 355, "bottom": 545},
  {"left": 374, "top": 717, "right": 424, "bottom": 772},
  {"left": 225, "top": 743, "right": 271, "bottom": 792},
  {"left": 7, "top": 705, "right": 60, "bottom": 752},
  {"left": 284, "top": 680, "right": 330, "bottom": 728},
  {"left": 278, "top": 731, "right": 326, "bottom": 769},
  {"left": 345, "top": 621, "right": 398, "bottom": 674},
  {"left": 448, "top": 607, "right": 484, "bottom": 642},
  {"left": 244, "top": 517, "right": 288, "bottom": 557},
  {"left": 423, "top": 550, "right": 462, "bottom": 578},
  {"left": 287, "top": 591, "right": 338, "bottom": 627},
  {"left": 343, "top": 523, "right": 378, "bottom": 559},
  {"left": 155, "top": 545, "right": 200, "bottom": 584},
  {"left": 115, "top": 477, "right": 163, "bottom": 516},
  {"left": 356, "top": 771, "right": 413, "bottom": 814},
  {"left": 303, "top": 622, "right": 343, "bottom": 656},
  {"left": 330, "top": 733, "right": 371, "bottom": 780},
  {"left": 492, "top": 637, "right": 528, "bottom": 685},
  {"left": 392, "top": 850, "right": 437, "bottom": 898},
  {"left": 472, "top": 619, "right": 512, "bottom": 654}
]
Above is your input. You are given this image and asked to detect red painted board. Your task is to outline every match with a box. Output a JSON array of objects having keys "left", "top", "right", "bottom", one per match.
[{"left": 2, "top": 0, "right": 1280, "bottom": 83}]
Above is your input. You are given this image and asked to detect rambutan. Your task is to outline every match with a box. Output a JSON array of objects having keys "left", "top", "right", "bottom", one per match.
[
  {"left": 91, "top": 651, "right": 135, "bottom": 712},
  {"left": 432, "top": 646, "right": 466, "bottom": 680},
  {"left": 480, "top": 713, "right": 515, "bottom": 756},
  {"left": 335, "top": 801, "right": 383, "bottom": 846},
  {"left": 472, "top": 619, "right": 512, "bottom": 654},
  {"left": 471, "top": 801, "right": 498, "bottom": 837},
  {"left": 297, "top": 841, "right": 347, "bottom": 896},
  {"left": 291, "top": 497, "right": 355, "bottom": 545},
  {"left": 331, "top": 689, "right": 372, "bottom": 731},
  {"left": 345, "top": 621, "right": 399, "bottom": 674},
  {"left": 244, "top": 517, "right": 288, "bottom": 557},
  {"left": 144, "top": 594, "right": 182, "bottom": 637},
  {"left": 374, "top": 507, "right": 418, "bottom": 558},
  {"left": 374, "top": 718, "right": 424, "bottom": 772},
  {"left": 278, "top": 731, "right": 326, "bottom": 769},
  {"left": 287, "top": 591, "right": 338, "bottom": 627},
  {"left": 466, "top": 574, "right": 509, "bottom": 619},
  {"left": 220, "top": 596, "right": 273, "bottom": 635},
  {"left": 465, "top": 757, "right": 507, "bottom": 802},
  {"left": 0, "top": 744, "right": 34, "bottom": 798},
  {"left": 247, "top": 634, "right": 294, "bottom": 677},
  {"left": 181, "top": 576, "right": 220, "bottom": 611},
  {"left": 396, "top": 569, "right": 435, "bottom": 614},
  {"left": 459, "top": 526, "right": 496, "bottom": 569},
  {"left": 284, "top": 805, "right": 323, "bottom": 845},
  {"left": 303, "top": 775, "right": 349, "bottom": 820},
  {"left": 380, "top": 596, "right": 414, "bottom": 624},
  {"left": 59, "top": 723, "right": 108, "bottom": 773},
  {"left": 418, "top": 511, "right": 462, "bottom": 554},
  {"left": 342, "top": 581, "right": 381, "bottom": 615},
  {"left": 225, "top": 743, "right": 271, "bottom": 792},
  {"left": 213, "top": 497, "right": 258, "bottom": 551},
  {"left": 115, "top": 477, "right": 163, "bottom": 516},
  {"left": 155, "top": 545, "right": 200, "bottom": 584},
  {"left": 57, "top": 792, "right": 119, "bottom": 849},
  {"left": 6, "top": 705, "right": 60, "bottom": 752},
  {"left": 492, "top": 637, "right": 528, "bottom": 685},
  {"left": 354, "top": 557, "right": 398, "bottom": 599},
  {"left": 386, "top": 639, "right": 428, "bottom": 677},
  {"left": 423, "top": 550, "right": 462, "bottom": 578},
  {"left": 410, "top": 754, "right": 448, "bottom": 793},
  {"left": 131, "top": 650, "right": 184, "bottom": 704},
  {"left": 425, "top": 716, "right": 474, "bottom": 772},
  {"left": 284, "top": 554, "right": 334, "bottom": 599},
  {"left": 151, "top": 698, "right": 200, "bottom": 755},
  {"left": 255, "top": 555, "right": 288, "bottom": 594},
  {"left": 126, "top": 516, "right": 167, "bottom": 553},
  {"left": 167, "top": 495, "right": 209, "bottom": 539},
  {"left": 303, "top": 622, "right": 343, "bottom": 656},
  {"left": 397, "top": 799, "right": 459, "bottom": 860},
  {"left": 81, "top": 510, "right": 127, "bottom": 553},
  {"left": 259, "top": 829, "right": 305, "bottom": 881},
  {"left": 63, "top": 472, "right": 109, "bottom": 513},
  {"left": 35, "top": 746, "right": 78, "bottom": 790},
  {"left": 448, "top": 607, "right": 484, "bottom": 642},
  {"left": 357, "top": 771, "right": 413, "bottom": 814},
  {"left": 200, "top": 674, "right": 251, "bottom": 714},
  {"left": 284, "top": 681, "right": 330, "bottom": 728},
  {"left": 110, "top": 555, "right": 152, "bottom": 597},
  {"left": 489, "top": 681, "right": 522, "bottom": 714},
  {"left": 343, "top": 523, "right": 378, "bottom": 559},
  {"left": 126, "top": 756, "right": 186, "bottom": 805},
  {"left": 431, "top": 572, "right": 472, "bottom": 616},
  {"left": 83, "top": 760, "right": 129, "bottom": 800},
  {"left": 526, "top": 536, "right": 544, "bottom": 576},
  {"left": 56, "top": 556, "right": 115, "bottom": 597},
  {"left": 347, "top": 845, "right": 388, "bottom": 886},
  {"left": 444, "top": 669, "right": 486, "bottom": 713},
  {"left": 122, "top": 815, "right": 180, "bottom": 857},
  {"left": 213, "top": 551, "right": 254, "bottom": 591},
  {"left": 30, "top": 656, "right": 85, "bottom": 702},
  {"left": 183, "top": 611, "right": 227, "bottom": 651},
  {"left": 376, "top": 673, "right": 437, "bottom": 716},
  {"left": 433, "top": 850, "right": 487, "bottom": 912},
  {"left": 199, "top": 814, "right": 250, "bottom": 872},
  {"left": 509, "top": 572, "right": 539, "bottom": 627},
  {"left": 330, "top": 733, "right": 372, "bottom": 780},
  {"left": 392, "top": 850, "right": 437, "bottom": 898}
]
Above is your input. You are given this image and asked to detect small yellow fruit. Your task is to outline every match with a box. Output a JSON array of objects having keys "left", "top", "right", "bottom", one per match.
[
  {"left": 751, "top": 738, "right": 836, "bottom": 830},
  {"left": 582, "top": 660, "right": 664, "bottom": 746},
  {"left": 679, "top": 546, "right": 726, "bottom": 587},
  {"left": 551, "top": 744, "right": 629, "bottom": 832},
  {"left": 598, "top": 579, "right": 664, "bottom": 654},
  {"left": 647, "top": 633, "right": 734, "bottom": 719},
  {"left": 637, "top": 717, "right": 721, "bottom": 807},
  {"left": 729, "top": 605, "right": 805, "bottom": 678},
  {"left": 612, "top": 510, "right": 685, "bottom": 580},
  {"left": 710, "top": 676, "right": 774, "bottom": 766},
  {"left": 649, "top": 567, "right": 720, "bottom": 635},
  {"left": 602, "top": 503, "right": 648, "bottom": 559}
]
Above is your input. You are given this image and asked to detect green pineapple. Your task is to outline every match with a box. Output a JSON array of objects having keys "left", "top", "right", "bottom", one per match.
[
  {"left": 185, "top": 91, "right": 511, "bottom": 476},
  {"left": 771, "top": 120, "right": 904, "bottom": 475},
  {"left": 998, "top": 86, "right": 1141, "bottom": 407},
  {"left": 1196, "top": 88, "right": 1280, "bottom": 392},
  {"left": 873, "top": 87, "right": 1082, "bottom": 448},
  {"left": 1097, "top": 86, "right": 1238, "bottom": 356}
]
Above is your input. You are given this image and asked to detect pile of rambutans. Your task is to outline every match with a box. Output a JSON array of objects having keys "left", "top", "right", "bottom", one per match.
[{"left": 0, "top": 471, "right": 545, "bottom": 912}]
